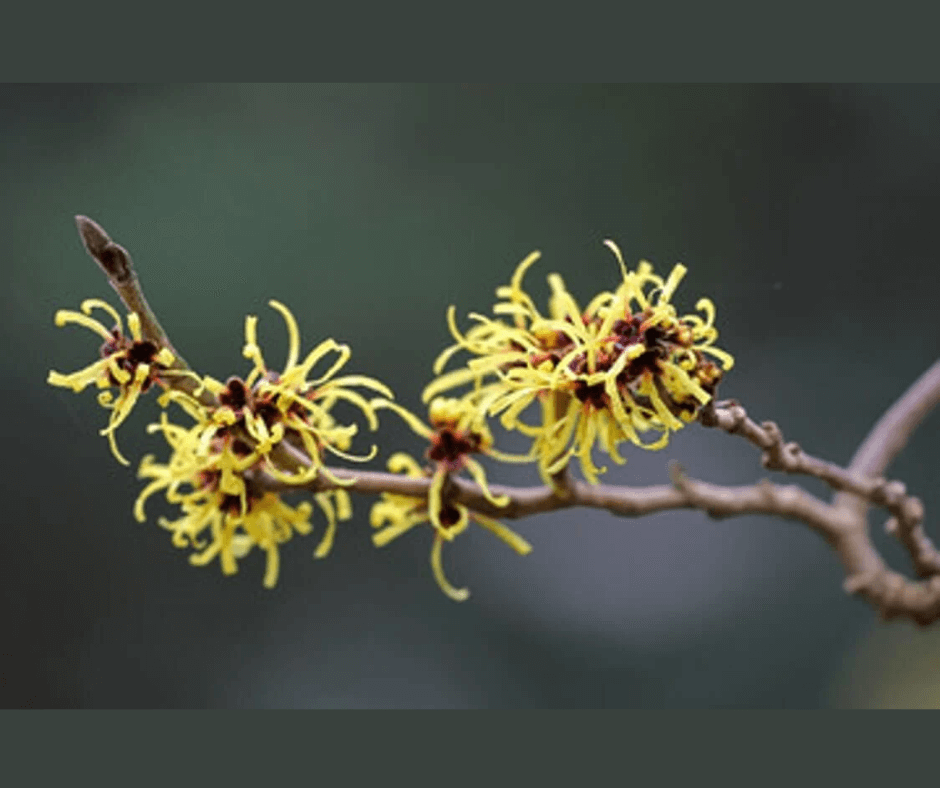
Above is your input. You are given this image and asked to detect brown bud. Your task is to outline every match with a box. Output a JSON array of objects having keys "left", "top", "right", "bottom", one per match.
[{"left": 75, "top": 215, "right": 133, "bottom": 283}]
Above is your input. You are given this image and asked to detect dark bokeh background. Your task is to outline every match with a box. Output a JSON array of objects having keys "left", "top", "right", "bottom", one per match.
[{"left": 4, "top": 84, "right": 940, "bottom": 708}]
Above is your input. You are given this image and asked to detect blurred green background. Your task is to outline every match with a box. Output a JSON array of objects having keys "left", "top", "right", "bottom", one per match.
[{"left": 5, "top": 84, "right": 940, "bottom": 707}]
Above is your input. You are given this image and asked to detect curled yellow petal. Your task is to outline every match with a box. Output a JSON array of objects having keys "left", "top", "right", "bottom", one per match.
[
  {"left": 463, "top": 458, "right": 509, "bottom": 508},
  {"left": 53, "top": 309, "right": 113, "bottom": 341},
  {"left": 313, "top": 492, "right": 337, "bottom": 559},
  {"left": 268, "top": 299, "right": 301, "bottom": 372},
  {"left": 472, "top": 514, "right": 532, "bottom": 555},
  {"left": 430, "top": 532, "right": 470, "bottom": 602}
]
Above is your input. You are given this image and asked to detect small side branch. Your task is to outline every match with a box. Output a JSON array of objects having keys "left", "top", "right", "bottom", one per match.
[
  {"left": 701, "top": 397, "right": 936, "bottom": 576},
  {"left": 700, "top": 399, "right": 924, "bottom": 530}
]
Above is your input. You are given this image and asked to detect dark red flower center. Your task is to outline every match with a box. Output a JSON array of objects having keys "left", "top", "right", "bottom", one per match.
[
  {"left": 99, "top": 327, "right": 165, "bottom": 392},
  {"left": 427, "top": 428, "right": 481, "bottom": 465}
]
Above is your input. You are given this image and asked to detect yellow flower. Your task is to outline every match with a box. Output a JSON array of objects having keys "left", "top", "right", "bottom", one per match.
[
  {"left": 170, "top": 300, "right": 394, "bottom": 487},
  {"left": 370, "top": 452, "right": 531, "bottom": 602},
  {"left": 121, "top": 300, "right": 383, "bottom": 586},
  {"left": 372, "top": 395, "right": 534, "bottom": 528},
  {"left": 422, "top": 242, "right": 735, "bottom": 484},
  {"left": 135, "top": 412, "right": 351, "bottom": 588},
  {"left": 47, "top": 299, "right": 182, "bottom": 465}
]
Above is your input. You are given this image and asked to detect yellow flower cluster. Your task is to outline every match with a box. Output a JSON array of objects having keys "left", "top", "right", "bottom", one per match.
[
  {"left": 164, "top": 299, "right": 391, "bottom": 487},
  {"left": 49, "top": 298, "right": 388, "bottom": 587},
  {"left": 422, "top": 242, "right": 734, "bottom": 484},
  {"left": 134, "top": 413, "right": 352, "bottom": 588},
  {"left": 49, "top": 240, "right": 734, "bottom": 597}
]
